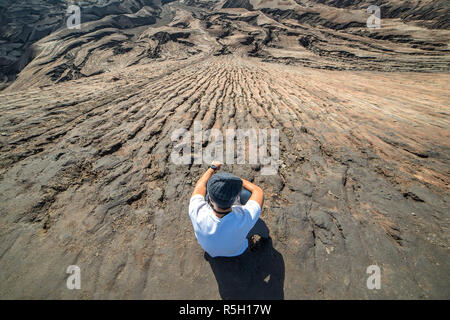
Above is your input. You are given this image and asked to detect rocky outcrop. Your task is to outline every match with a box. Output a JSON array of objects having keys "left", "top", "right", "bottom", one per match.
[
  {"left": 306, "top": 0, "right": 450, "bottom": 29},
  {"left": 0, "top": 0, "right": 175, "bottom": 87}
]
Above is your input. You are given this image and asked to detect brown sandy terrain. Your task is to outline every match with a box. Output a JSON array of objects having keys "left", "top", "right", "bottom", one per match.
[{"left": 0, "top": 0, "right": 449, "bottom": 299}]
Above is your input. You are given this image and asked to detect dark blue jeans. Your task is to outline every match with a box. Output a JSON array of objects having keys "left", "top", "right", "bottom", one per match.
[{"left": 239, "top": 188, "right": 252, "bottom": 205}]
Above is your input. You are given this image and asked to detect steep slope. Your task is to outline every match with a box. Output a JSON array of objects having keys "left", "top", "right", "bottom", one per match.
[
  {"left": 1, "top": 56, "right": 449, "bottom": 299},
  {"left": 0, "top": 0, "right": 176, "bottom": 89},
  {"left": 0, "top": 0, "right": 449, "bottom": 299}
]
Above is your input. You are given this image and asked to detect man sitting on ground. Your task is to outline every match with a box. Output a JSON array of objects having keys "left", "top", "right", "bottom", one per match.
[{"left": 188, "top": 161, "right": 264, "bottom": 257}]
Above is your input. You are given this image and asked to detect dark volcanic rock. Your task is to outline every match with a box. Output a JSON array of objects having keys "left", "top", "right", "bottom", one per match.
[{"left": 222, "top": 0, "right": 254, "bottom": 11}]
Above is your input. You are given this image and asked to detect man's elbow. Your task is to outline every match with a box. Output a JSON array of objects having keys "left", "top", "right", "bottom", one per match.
[
  {"left": 255, "top": 185, "right": 264, "bottom": 196},
  {"left": 255, "top": 186, "right": 264, "bottom": 205}
]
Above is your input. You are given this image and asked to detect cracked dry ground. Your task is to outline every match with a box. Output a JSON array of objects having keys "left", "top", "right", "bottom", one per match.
[{"left": 0, "top": 55, "right": 449, "bottom": 299}]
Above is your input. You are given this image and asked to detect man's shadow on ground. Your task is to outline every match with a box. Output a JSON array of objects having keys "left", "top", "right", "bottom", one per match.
[{"left": 205, "top": 219, "right": 285, "bottom": 299}]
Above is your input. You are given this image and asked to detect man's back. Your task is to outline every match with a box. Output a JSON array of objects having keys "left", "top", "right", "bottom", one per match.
[{"left": 189, "top": 194, "right": 261, "bottom": 257}]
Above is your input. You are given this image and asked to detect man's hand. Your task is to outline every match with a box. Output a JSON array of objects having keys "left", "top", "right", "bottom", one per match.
[
  {"left": 212, "top": 161, "right": 222, "bottom": 170},
  {"left": 191, "top": 161, "right": 222, "bottom": 197}
]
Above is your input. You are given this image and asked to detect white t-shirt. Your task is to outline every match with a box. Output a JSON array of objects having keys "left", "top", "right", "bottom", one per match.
[{"left": 189, "top": 194, "right": 261, "bottom": 257}]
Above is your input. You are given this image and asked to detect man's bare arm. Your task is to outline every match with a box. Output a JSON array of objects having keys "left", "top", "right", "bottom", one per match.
[
  {"left": 242, "top": 179, "right": 264, "bottom": 208},
  {"left": 191, "top": 162, "right": 222, "bottom": 197}
]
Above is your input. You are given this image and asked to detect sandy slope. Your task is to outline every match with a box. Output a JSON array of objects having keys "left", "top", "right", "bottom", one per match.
[
  {"left": 0, "top": 0, "right": 449, "bottom": 299},
  {"left": 0, "top": 55, "right": 448, "bottom": 298}
]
